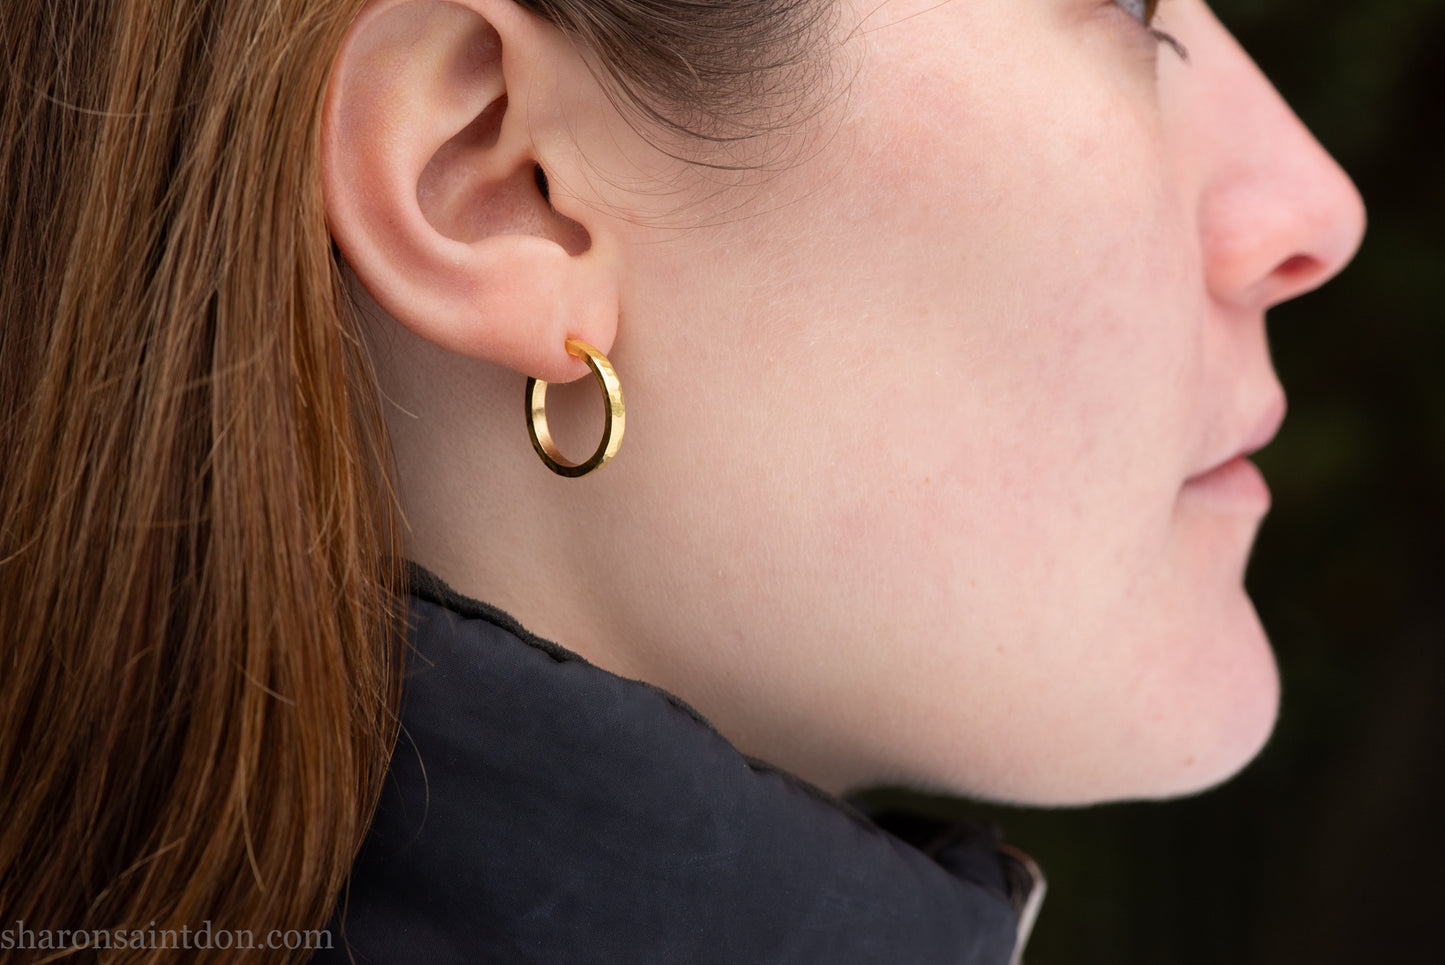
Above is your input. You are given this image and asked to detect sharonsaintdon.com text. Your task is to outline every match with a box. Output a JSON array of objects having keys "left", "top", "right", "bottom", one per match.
[{"left": 1, "top": 920, "right": 332, "bottom": 952}]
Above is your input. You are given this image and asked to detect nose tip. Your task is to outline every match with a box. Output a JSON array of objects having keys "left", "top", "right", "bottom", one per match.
[
  {"left": 1310, "top": 173, "right": 1368, "bottom": 295},
  {"left": 1286, "top": 151, "right": 1368, "bottom": 291},
  {"left": 1281, "top": 155, "right": 1367, "bottom": 305},
  {"left": 1202, "top": 159, "right": 1366, "bottom": 311},
  {"left": 1181, "top": 5, "right": 1368, "bottom": 312}
]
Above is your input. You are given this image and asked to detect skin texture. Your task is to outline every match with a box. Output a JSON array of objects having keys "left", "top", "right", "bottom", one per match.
[{"left": 323, "top": 0, "right": 1365, "bottom": 804}]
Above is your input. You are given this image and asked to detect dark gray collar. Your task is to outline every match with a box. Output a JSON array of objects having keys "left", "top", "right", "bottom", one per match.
[{"left": 321, "top": 565, "right": 1038, "bottom": 964}]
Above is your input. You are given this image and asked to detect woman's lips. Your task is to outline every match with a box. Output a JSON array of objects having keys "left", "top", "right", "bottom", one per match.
[
  {"left": 1182, "top": 395, "right": 1284, "bottom": 511},
  {"left": 1183, "top": 454, "right": 1271, "bottom": 511}
]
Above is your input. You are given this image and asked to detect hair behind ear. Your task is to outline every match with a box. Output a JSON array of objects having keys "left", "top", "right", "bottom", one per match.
[{"left": 1, "top": 0, "right": 401, "bottom": 954}]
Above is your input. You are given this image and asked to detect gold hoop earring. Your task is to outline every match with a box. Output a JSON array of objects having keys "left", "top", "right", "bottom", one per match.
[{"left": 525, "top": 339, "right": 625, "bottom": 478}]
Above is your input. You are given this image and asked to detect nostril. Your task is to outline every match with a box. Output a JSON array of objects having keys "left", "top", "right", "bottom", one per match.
[{"left": 1276, "top": 253, "right": 1318, "bottom": 280}]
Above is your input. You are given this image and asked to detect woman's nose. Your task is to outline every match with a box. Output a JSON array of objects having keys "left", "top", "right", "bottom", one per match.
[{"left": 1164, "top": 1, "right": 1367, "bottom": 312}]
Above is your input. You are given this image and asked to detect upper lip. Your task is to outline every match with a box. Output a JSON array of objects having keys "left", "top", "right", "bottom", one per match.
[{"left": 1187, "top": 395, "right": 1287, "bottom": 481}]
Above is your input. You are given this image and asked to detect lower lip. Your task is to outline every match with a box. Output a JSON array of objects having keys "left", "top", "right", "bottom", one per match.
[{"left": 1182, "top": 456, "right": 1271, "bottom": 511}]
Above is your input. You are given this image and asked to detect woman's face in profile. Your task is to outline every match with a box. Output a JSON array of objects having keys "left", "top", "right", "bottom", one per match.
[
  {"left": 537, "top": 0, "right": 1366, "bottom": 804},
  {"left": 337, "top": 0, "right": 1365, "bottom": 805}
]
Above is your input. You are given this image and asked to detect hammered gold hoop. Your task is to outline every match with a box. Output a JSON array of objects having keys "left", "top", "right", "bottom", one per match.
[{"left": 525, "top": 339, "right": 625, "bottom": 478}]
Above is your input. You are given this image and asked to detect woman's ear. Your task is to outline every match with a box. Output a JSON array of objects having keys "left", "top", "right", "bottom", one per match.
[{"left": 321, "top": 0, "right": 617, "bottom": 382}]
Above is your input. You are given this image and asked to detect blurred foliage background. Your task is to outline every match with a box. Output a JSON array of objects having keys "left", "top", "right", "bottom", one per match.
[{"left": 862, "top": 1, "right": 1444, "bottom": 961}]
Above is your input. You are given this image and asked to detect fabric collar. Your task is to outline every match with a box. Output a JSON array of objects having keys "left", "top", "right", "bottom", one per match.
[{"left": 320, "top": 565, "right": 1039, "bottom": 964}]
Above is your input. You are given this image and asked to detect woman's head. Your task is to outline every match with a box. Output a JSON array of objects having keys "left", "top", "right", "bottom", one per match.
[
  {"left": 323, "top": 0, "right": 1363, "bottom": 804},
  {"left": 1, "top": 0, "right": 1363, "bottom": 951}
]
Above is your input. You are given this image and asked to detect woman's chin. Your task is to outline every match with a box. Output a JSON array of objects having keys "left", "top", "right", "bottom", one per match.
[
  {"left": 906, "top": 607, "right": 1284, "bottom": 809},
  {"left": 1073, "top": 609, "right": 1283, "bottom": 806},
  {"left": 1148, "top": 643, "right": 1281, "bottom": 801}
]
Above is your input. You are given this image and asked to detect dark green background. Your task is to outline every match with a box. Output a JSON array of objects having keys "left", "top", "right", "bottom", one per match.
[{"left": 863, "top": 2, "right": 1444, "bottom": 961}]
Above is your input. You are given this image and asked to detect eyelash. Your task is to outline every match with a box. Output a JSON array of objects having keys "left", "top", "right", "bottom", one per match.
[{"left": 1113, "top": 0, "right": 1189, "bottom": 60}]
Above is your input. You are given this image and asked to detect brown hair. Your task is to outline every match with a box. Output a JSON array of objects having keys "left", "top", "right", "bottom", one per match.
[{"left": 0, "top": 0, "right": 828, "bottom": 960}]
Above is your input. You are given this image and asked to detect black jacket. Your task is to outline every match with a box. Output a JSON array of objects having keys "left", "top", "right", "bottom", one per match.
[{"left": 318, "top": 566, "right": 1041, "bottom": 963}]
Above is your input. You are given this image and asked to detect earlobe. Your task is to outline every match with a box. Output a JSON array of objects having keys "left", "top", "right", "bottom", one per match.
[{"left": 321, "top": 0, "right": 617, "bottom": 382}]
